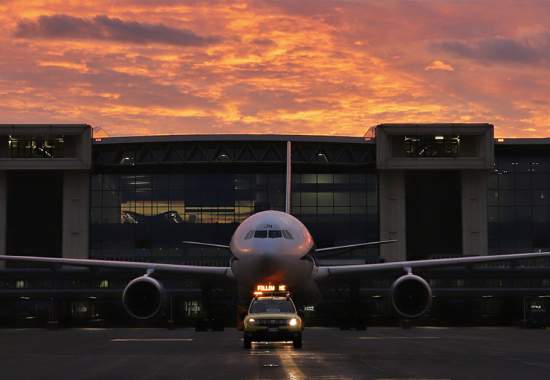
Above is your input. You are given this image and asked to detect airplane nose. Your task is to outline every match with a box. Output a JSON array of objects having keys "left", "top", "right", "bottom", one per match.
[
  {"left": 256, "top": 253, "right": 272, "bottom": 276},
  {"left": 256, "top": 249, "right": 282, "bottom": 274},
  {"left": 259, "top": 249, "right": 276, "bottom": 263}
]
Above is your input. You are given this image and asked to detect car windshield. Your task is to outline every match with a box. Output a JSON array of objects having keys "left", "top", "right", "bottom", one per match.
[{"left": 250, "top": 299, "right": 296, "bottom": 313}]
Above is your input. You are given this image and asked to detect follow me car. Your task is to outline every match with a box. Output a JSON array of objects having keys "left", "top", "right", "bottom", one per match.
[{"left": 243, "top": 294, "right": 303, "bottom": 349}]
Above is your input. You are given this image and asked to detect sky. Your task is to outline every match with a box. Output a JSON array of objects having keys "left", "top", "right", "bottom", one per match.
[{"left": 1, "top": 0, "right": 550, "bottom": 137}]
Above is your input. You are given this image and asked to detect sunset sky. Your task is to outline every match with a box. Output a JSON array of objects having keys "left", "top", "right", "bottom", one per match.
[{"left": 1, "top": 1, "right": 550, "bottom": 137}]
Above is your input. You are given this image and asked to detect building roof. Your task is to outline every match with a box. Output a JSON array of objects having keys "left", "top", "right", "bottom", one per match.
[{"left": 92, "top": 134, "right": 370, "bottom": 145}]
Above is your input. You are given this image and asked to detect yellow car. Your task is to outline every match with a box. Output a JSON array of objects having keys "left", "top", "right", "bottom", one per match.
[{"left": 243, "top": 296, "right": 303, "bottom": 349}]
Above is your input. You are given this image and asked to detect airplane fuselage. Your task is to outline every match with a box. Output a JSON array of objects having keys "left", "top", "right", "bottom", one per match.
[{"left": 229, "top": 210, "right": 318, "bottom": 302}]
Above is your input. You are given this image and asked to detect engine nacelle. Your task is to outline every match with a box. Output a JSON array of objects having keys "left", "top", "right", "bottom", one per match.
[
  {"left": 391, "top": 274, "right": 432, "bottom": 319},
  {"left": 122, "top": 276, "right": 165, "bottom": 320}
]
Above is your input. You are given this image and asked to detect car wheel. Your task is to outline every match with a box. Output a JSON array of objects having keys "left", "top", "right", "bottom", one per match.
[{"left": 243, "top": 336, "right": 252, "bottom": 349}]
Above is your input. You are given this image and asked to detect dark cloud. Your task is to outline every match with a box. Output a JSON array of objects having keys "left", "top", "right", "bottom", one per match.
[
  {"left": 436, "top": 35, "right": 550, "bottom": 63},
  {"left": 250, "top": 38, "right": 276, "bottom": 47},
  {"left": 14, "top": 14, "right": 220, "bottom": 46}
]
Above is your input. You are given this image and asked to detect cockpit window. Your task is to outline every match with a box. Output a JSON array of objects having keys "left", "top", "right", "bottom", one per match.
[
  {"left": 268, "top": 230, "right": 282, "bottom": 238},
  {"left": 254, "top": 230, "right": 267, "bottom": 238},
  {"left": 282, "top": 230, "right": 294, "bottom": 239},
  {"left": 251, "top": 229, "right": 293, "bottom": 239}
]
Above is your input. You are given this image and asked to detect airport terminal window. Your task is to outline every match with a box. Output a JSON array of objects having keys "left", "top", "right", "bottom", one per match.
[
  {"left": 98, "top": 280, "right": 110, "bottom": 289},
  {"left": 489, "top": 153, "right": 550, "bottom": 255},
  {"left": 7, "top": 135, "right": 65, "bottom": 158},
  {"left": 90, "top": 170, "right": 377, "bottom": 263},
  {"left": 402, "top": 135, "right": 460, "bottom": 157},
  {"left": 90, "top": 172, "right": 284, "bottom": 262},
  {"left": 291, "top": 172, "right": 378, "bottom": 259}
]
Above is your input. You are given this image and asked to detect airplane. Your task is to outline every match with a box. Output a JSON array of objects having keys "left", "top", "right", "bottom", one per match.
[{"left": 1, "top": 209, "right": 550, "bottom": 321}]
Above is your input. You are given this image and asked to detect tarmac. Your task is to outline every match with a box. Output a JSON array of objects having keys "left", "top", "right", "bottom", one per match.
[{"left": 1, "top": 326, "right": 549, "bottom": 379}]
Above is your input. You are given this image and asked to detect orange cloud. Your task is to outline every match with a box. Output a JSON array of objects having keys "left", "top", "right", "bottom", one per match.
[
  {"left": 0, "top": 1, "right": 549, "bottom": 137},
  {"left": 425, "top": 60, "right": 454, "bottom": 72}
]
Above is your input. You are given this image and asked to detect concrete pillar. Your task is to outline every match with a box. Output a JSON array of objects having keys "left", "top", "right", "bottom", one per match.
[
  {"left": 0, "top": 171, "right": 6, "bottom": 269},
  {"left": 379, "top": 171, "right": 406, "bottom": 262},
  {"left": 461, "top": 170, "right": 488, "bottom": 256},
  {"left": 62, "top": 171, "right": 89, "bottom": 259}
]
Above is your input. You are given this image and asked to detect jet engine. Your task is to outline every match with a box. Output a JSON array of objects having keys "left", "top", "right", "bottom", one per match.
[
  {"left": 390, "top": 274, "right": 432, "bottom": 319},
  {"left": 122, "top": 276, "right": 165, "bottom": 319}
]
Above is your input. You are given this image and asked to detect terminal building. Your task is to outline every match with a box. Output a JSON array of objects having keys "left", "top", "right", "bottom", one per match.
[{"left": 0, "top": 123, "right": 549, "bottom": 326}]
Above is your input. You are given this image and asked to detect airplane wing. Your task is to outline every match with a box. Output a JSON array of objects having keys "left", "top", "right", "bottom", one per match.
[
  {"left": 314, "top": 251, "right": 550, "bottom": 279},
  {"left": 182, "top": 241, "right": 230, "bottom": 249},
  {"left": 316, "top": 240, "right": 397, "bottom": 255},
  {"left": 0, "top": 255, "right": 233, "bottom": 278}
]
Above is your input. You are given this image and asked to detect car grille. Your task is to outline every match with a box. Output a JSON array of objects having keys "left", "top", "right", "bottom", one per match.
[{"left": 256, "top": 319, "right": 287, "bottom": 327}]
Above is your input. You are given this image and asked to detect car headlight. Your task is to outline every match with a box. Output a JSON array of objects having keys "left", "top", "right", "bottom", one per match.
[
  {"left": 288, "top": 318, "right": 298, "bottom": 327},
  {"left": 248, "top": 318, "right": 255, "bottom": 324}
]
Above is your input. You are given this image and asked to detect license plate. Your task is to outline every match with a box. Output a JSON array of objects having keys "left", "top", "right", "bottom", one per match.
[{"left": 267, "top": 327, "right": 277, "bottom": 332}]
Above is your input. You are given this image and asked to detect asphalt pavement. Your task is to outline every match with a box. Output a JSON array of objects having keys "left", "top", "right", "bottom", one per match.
[{"left": 0, "top": 326, "right": 549, "bottom": 379}]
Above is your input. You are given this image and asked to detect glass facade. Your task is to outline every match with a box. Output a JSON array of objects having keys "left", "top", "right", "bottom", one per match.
[
  {"left": 390, "top": 135, "right": 478, "bottom": 158},
  {"left": 291, "top": 172, "right": 378, "bottom": 258},
  {"left": 90, "top": 172, "right": 285, "bottom": 265},
  {"left": 7, "top": 135, "right": 66, "bottom": 158},
  {"left": 489, "top": 148, "right": 550, "bottom": 253},
  {"left": 403, "top": 135, "right": 460, "bottom": 157},
  {"left": 6, "top": 132, "right": 550, "bottom": 327},
  {"left": 90, "top": 169, "right": 379, "bottom": 263}
]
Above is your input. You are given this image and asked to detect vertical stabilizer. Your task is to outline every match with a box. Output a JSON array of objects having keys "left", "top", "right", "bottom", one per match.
[{"left": 285, "top": 141, "right": 292, "bottom": 214}]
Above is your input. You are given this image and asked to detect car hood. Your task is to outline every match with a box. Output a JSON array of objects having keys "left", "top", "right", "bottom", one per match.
[{"left": 248, "top": 313, "right": 297, "bottom": 319}]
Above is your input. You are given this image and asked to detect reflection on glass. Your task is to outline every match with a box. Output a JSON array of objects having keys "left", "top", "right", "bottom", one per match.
[
  {"left": 89, "top": 171, "right": 378, "bottom": 262},
  {"left": 8, "top": 135, "right": 65, "bottom": 158},
  {"left": 489, "top": 155, "right": 550, "bottom": 254}
]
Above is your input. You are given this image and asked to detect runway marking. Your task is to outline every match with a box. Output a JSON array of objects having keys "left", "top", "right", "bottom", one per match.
[
  {"left": 358, "top": 336, "right": 440, "bottom": 340},
  {"left": 80, "top": 328, "right": 109, "bottom": 331},
  {"left": 417, "top": 326, "right": 450, "bottom": 330},
  {"left": 111, "top": 338, "right": 193, "bottom": 342}
]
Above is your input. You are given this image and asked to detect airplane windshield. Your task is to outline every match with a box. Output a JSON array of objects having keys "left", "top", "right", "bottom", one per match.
[
  {"left": 250, "top": 299, "right": 296, "bottom": 313},
  {"left": 268, "top": 230, "right": 282, "bottom": 238},
  {"left": 251, "top": 229, "right": 292, "bottom": 239},
  {"left": 254, "top": 230, "right": 267, "bottom": 238}
]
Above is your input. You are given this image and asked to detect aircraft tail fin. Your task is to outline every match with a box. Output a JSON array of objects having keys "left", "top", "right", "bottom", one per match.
[{"left": 285, "top": 141, "right": 292, "bottom": 213}]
